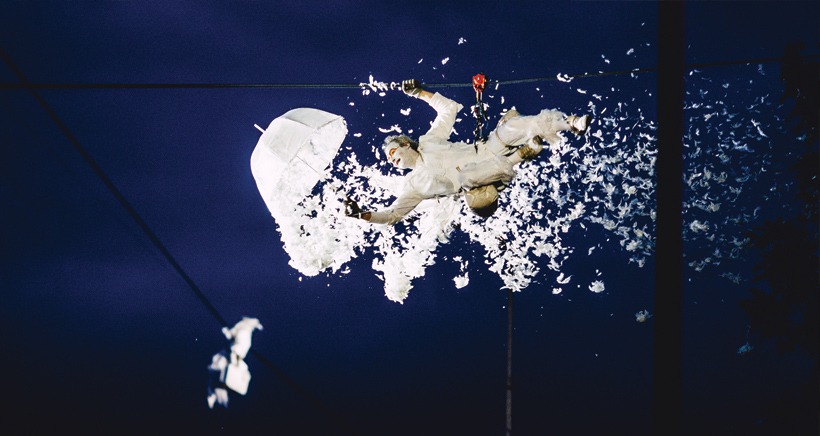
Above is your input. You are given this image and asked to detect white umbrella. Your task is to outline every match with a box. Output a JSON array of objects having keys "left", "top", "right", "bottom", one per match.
[{"left": 250, "top": 108, "right": 347, "bottom": 218}]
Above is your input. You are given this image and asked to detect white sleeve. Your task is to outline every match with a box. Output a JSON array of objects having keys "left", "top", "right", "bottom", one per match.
[
  {"left": 421, "top": 93, "right": 464, "bottom": 141},
  {"left": 368, "top": 190, "right": 425, "bottom": 225}
]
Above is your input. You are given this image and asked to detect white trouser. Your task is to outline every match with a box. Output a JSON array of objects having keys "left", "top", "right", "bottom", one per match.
[
  {"left": 458, "top": 109, "right": 570, "bottom": 190},
  {"left": 485, "top": 108, "right": 570, "bottom": 156}
]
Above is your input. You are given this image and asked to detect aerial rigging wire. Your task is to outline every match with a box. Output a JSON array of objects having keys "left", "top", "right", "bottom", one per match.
[
  {"left": 0, "top": 48, "right": 355, "bottom": 436},
  {"left": 0, "top": 55, "right": 812, "bottom": 91},
  {"left": 505, "top": 288, "right": 513, "bottom": 436},
  {"left": 0, "top": 49, "right": 226, "bottom": 328}
]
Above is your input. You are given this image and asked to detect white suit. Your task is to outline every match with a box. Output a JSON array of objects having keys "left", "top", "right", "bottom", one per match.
[{"left": 368, "top": 92, "right": 571, "bottom": 224}]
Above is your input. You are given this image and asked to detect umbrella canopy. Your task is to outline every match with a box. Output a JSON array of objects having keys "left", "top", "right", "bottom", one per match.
[{"left": 250, "top": 108, "right": 347, "bottom": 218}]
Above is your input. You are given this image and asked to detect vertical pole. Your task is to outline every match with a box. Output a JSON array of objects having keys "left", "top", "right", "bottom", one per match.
[
  {"left": 655, "top": 2, "right": 686, "bottom": 436},
  {"left": 505, "top": 288, "right": 513, "bottom": 436}
]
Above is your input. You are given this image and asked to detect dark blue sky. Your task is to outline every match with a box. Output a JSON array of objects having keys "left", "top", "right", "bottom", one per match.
[{"left": 1, "top": 2, "right": 817, "bottom": 435}]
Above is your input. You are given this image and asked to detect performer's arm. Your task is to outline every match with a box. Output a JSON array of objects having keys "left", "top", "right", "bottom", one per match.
[
  {"left": 402, "top": 79, "right": 463, "bottom": 141},
  {"left": 344, "top": 191, "right": 424, "bottom": 225}
]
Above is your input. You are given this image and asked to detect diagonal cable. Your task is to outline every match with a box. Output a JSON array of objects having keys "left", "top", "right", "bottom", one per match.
[
  {"left": 0, "top": 47, "right": 228, "bottom": 326},
  {"left": 0, "top": 47, "right": 356, "bottom": 435}
]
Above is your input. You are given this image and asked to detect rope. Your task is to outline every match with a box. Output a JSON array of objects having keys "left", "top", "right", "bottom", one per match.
[
  {"left": 0, "top": 47, "right": 355, "bottom": 436},
  {"left": 505, "top": 288, "right": 513, "bottom": 436},
  {"left": 0, "top": 82, "right": 362, "bottom": 90},
  {"left": 0, "top": 48, "right": 228, "bottom": 327},
  {"left": 431, "top": 55, "right": 813, "bottom": 88},
  {"left": 0, "top": 55, "right": 814, "bottom": 91},
  {"left": 250, "top": 350, "right": 355, "bottom": 435}
]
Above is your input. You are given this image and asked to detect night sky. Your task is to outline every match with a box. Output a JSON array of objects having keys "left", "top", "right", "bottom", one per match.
[{"left": 1, "top": 2, "right": 817, "bottom": 435}]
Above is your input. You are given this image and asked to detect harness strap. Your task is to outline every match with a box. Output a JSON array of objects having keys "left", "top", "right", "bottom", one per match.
[{"left": 471, "top": 73, "right": 489, "bottom": 145}]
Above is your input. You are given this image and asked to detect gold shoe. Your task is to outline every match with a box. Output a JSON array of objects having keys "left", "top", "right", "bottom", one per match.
[
  {"left": 566, "top": 115, "right": 591, "bottom": 135},
  {"left": 517, "top": 136, "right": 543, "bottom": 160}
]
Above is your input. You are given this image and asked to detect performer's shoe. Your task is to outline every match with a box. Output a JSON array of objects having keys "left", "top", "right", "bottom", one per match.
[
  {"left": 567, "top": 115, "right": 591, "bottom": 135},
  {"left": 517, "top": 136, "right": 543, "bottom": 160}
]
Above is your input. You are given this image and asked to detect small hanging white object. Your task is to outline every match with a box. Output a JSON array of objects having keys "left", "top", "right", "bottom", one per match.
[
  {"left": 635, "top": 309, "right": 652, "bottom": 323},
  {"left": 207, "top": 317, "right": 264, "bottom": 408},
  {"left": 224, "top": 358, "right": 251, "bottom": 395},
  {"left": 222, "top": 317, "right": 264, "bottom": 360},
  {"left": 207, "top": 353, "right": 230, "bottom": 409}
]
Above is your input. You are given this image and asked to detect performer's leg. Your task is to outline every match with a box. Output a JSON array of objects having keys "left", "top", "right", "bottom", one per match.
[{"left": 457, "top": 156, "right": 516, "bottom": 190}]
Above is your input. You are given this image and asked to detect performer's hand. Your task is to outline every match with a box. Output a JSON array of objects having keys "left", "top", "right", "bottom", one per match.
[
  {"left": 344, "top": 197, "right": 362, "bottom": 218},
  {"left": 401, "top": 79, "right": 423, "bottom": 97}
]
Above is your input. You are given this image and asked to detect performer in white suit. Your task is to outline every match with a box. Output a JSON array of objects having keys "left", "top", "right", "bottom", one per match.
[{"left": 345, "top": 79, "right": 591, "bottom": 223}]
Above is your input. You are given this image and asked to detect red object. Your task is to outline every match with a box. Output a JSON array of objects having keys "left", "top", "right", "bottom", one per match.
[{"left": 472, "top": 73, "right": 487, "bottom": 93}]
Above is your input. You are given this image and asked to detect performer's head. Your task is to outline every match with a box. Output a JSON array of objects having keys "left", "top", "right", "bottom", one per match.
[{"left": 383, "top": 135, "right": 420, "bottom": 169}]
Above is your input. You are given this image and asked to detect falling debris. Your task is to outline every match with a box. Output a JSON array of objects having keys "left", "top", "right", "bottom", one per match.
[
  {"left": 589, "top": 281, "right": 605, "bottom": 293},
  {"left": 358, "top": 75, "right": 398, "bottom": 95},
  {"left": 453, "top": 257, "right": 470, "bottom": 288},
  {"left": 635, "top": 309, "right": 652, "bottom": 322},
  {"left": 206, "top": 353, "right": 230, "bottom": 408},
  {"left": 378, "top": 125, "right": 403, "bottom": 134},
  {"left": 454, "top": 273, "right": 469, "bottom": 289},
  {"left": 556, "top": 273, "right": 572, "bottom": 284},
  {"left": 223, "top": 317, "right": 264, "bottom": 361},
  {"left": 207, "top": 317, "right": 264, "bottom": 409}
]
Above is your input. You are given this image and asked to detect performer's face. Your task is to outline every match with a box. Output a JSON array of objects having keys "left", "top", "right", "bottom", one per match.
[{"left": 386, "top": 142, "right": 419, "bottom": 169}]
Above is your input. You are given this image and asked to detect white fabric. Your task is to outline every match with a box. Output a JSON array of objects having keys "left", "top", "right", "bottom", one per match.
[
  {"left": 208, "top": 387, "right": 229, "bottom": 409},
  {"left": 222, "top": 317, "right": 263, "bottom": 360},
  {"left": 250, "top": 108, "right": 347, "bottom": 218},
  {"left": 207, "top": 352, "right": 230, "bottom": 408},
  {"left": 208, "top": 317, "right": 263, "bottom": 407},
  {"left": 224, "top": 358, "right": 251, "bottom": 395},
  {"left": 369, "top": 93, "right": 570, "bottom": 224}
]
